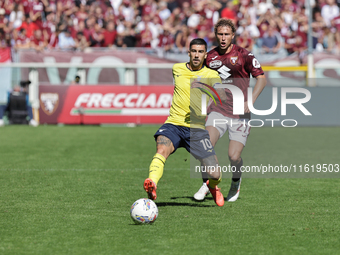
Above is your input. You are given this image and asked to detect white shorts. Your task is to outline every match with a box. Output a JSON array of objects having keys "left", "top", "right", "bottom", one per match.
[{"left": 206, "top": 111, "right": 250, "bottom": 146}]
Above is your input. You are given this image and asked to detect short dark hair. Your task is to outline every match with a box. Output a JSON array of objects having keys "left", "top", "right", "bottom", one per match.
[{"left": 189, "top": 38, "right": 207, "bottom": 51}]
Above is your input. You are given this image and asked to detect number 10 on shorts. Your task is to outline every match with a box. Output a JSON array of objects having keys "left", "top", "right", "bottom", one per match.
[{"left": 200, "top": 138, "right": 213, "bottom": 151}]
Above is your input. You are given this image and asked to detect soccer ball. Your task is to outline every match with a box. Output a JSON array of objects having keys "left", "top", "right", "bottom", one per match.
[{"left": 130, "top": 198, "right": 158, "bottom": 224}]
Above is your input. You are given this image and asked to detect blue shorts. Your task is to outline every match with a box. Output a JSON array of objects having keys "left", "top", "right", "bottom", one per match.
[{"left": 154, "top": 123, "right": 215, "bottom": 160}]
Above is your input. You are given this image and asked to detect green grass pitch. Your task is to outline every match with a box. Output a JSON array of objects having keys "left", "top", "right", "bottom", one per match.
[{"left": 0, "top": 125, "right": 339, "bottom": 254}]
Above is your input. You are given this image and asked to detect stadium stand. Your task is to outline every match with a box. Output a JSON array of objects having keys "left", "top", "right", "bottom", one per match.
[{"left": 0, "top": 0, "right": 338, "bottom": 60}]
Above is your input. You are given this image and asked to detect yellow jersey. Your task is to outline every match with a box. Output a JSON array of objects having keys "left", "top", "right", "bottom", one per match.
[{"left": 165, "top": 62, "right": 221, "bottom": 129}]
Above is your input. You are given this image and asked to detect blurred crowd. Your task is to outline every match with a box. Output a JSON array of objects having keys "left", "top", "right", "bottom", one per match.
[{"left": 1, "top": 0, "right": 340, "bottom": 56}]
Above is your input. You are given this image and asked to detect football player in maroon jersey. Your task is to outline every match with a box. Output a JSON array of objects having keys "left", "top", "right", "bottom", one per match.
[{"left": 194, "top": 19, "right": 267, "bottom": 202}]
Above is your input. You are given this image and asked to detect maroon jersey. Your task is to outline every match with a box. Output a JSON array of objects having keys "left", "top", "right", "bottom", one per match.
[
  {"left": 31, "top": 0, "right": 44, "bottom": 15},
  {"left": 22, "top": 0, "right": 31, "bottom": 15},
  {"left": 16, "top": 34, "right": 30, "bottom": 45},
  {"left": 332, "top": 16, "right": 340, "bottom": 31},
  {"left": 205, "top": 45, "right": 264, "bottom": 119}
]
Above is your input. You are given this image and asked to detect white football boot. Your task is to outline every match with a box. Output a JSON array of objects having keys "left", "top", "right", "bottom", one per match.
[
  {"left": 226, "top": 178, "right": 241, "bottom": 202},
  {"left": 194, "top": 182, "right": 210, "bottom": 201},
  {"left": 29, "top": 119, "right": 39, "bottom": 127}
]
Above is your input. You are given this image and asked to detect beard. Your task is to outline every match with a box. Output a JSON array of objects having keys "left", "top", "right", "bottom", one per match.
[{"left": 191, "top": 58, "right": 202, "bottom": 68}]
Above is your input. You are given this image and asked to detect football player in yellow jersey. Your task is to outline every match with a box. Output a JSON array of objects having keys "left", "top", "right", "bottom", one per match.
[{"left": 144, "top": 38, "right": 225, "bottom": 207}]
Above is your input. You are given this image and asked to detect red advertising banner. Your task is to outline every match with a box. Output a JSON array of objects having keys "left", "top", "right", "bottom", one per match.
[
  {"left": 39, "top": 85, "right": 173, "bottom": 124},
  {"left": 0, "top": 47, "right": 11, "bottom": 63}
]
